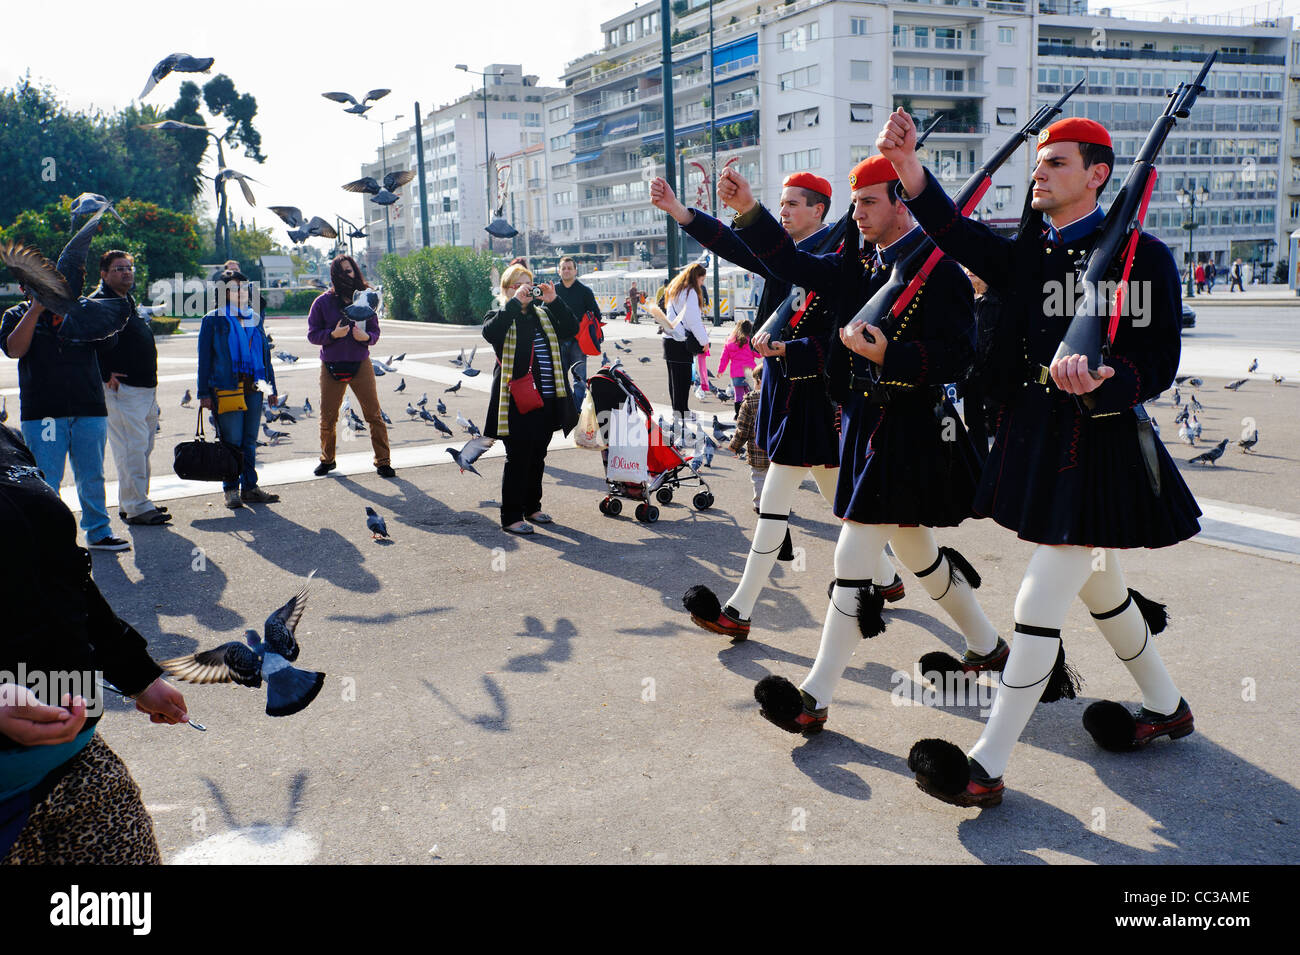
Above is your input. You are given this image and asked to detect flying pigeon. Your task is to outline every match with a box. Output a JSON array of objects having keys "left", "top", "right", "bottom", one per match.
[
  {"left": 435, "top": 398, "right": 446, "bottom": 415},
  {"left": 430, "top": 415, "right": 453, "bottom": 437},
  {"left": 447, "top": 436, "right": 494, "bottom": 476},
  {"left": 346, "top": 289, "right": 381, "bottom": 322},
  {"left": 450, "top": 348, "right": 465, "bottom": 367},
  {"left": 1224, "top": 379, "right": 1247, "bottom": 391},
  {"left": 1248, "top": 358, "right": 1258, "bottom": 373},
  {"left": 268, "top": 206, "right": 338, "bottom": 243},
  {"left": 0, "top": 208, "right": 133, "bottom": 341},
  {"left": 181, "top": 389, "right": 192, "bottom": 407},
  {"left": 262, "top": 423, "right": 289, "bottom": 445},
  {"left": 1239, "top": 428, "right": 1259, "bottom": 453},
  {"left": 275, "top": 351, "right": 299, "bottom": 363},
  {"left": 365, "top": 506, "right": 390, "bottom": 540},
  {"left": 69, "top": 193, "right": 127, "bottom": 228},
  {"left": 321, "top": 89, "right": 391, "bottom": 116},
  {"left": 139, "top": 53, "right": 215, "bottom": 100},
  {"left": 395, "top": 378, "right": 406, "bottom": 393},
  {"left": 462, "top": 346, "right": 480, "bottom": 377},
  {"left": 1189, "top": 438, "right": 1229, "bottom": 466},
  {"left": 214, "top": 168, "right": 261, "bottom": 207},
  {"left": 392, "top": 352, "right": 406, "bottom": 362},
  {"left": 270, "top": 410, "right": 297, "bottom": 424},
  {"left": 372, "top": 356, "right": 396, "bottom": 373},
  {"left": 160, "top": 572, "right": 325, "bottom": 718},
  {"left": 444, "top": 381, "right": 462, "bottom": 394},
  {"left": 370, "top": 361, "right": 386, "bottom": 377},
  {"left": 342, "top": 171, "right": 416, "bottom": 206}
]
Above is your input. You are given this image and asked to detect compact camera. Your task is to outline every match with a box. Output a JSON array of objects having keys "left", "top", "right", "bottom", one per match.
[{"left": 529, "top": 285, "right": 545, "bottom": 299}]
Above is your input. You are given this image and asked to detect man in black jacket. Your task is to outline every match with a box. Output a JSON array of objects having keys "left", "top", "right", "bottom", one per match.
[
  {"left": 0, "top": 287, "right": 129, "bottom": 552},
  {"left": 92, "top": 251, "right": 170, "bottom": 526},
  {"left": 552, "top": 256, "right": 602, "bottom": 410}
]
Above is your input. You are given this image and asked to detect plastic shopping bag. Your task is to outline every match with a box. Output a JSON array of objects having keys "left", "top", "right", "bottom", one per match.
[
  {"left": 574, "top": 388, "right": 605, "bottom": 449},
  {"left": 605, "top": 397, "right": 649, "bottom": 484}
]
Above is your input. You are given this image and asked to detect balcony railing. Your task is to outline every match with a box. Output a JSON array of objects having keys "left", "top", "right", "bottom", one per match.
[
  {"left": 892, "top": 37, "right": 988, "bottom": 53},
  {"left": 1037, "top": 45, "right": 1284, "bottom": 66},
  {"left": 893, "top": 78, "right": 988, "bottom": 94},
  {"left": 713, "top": 54, "right": 759, "bottom": 77}
]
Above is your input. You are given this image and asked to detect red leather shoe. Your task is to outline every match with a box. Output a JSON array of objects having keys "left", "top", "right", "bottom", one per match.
[
  {"left": 881, "top": 574, "right": 906, "bottom": 603},
  {"left": 693, "top": 605, "right": 751, "bottom": 640}
]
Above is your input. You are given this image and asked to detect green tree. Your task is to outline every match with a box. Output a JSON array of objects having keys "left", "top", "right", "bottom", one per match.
[{"left": 0, "top": 196, "right": 200, "bottom": 297}]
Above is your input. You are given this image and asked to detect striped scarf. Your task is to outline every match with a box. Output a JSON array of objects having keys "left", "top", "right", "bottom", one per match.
[{"left": 496, "top": 305, "right": 567, "bottom": 438}]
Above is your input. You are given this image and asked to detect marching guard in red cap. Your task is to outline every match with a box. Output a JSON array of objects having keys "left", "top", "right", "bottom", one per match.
[
  {"left": 651, "top": 171, "right": 902, "bottom": 642},
  {"left": 880, "top": 110, "right": 1202, "bottom": 807},
  {"left": 706, "top": 156, "right": 1004, "bottom": 736}
]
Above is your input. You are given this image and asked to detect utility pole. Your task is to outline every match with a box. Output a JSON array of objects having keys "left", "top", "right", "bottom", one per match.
[
  {"left": 661, "top": 0, "right": 678, "bottom": 274},
  {"left": 415, "top": 102, "right": 431, "bottom": 248},
  {"left": 708, "top": 0, "right": 720, "bottom": 325}
]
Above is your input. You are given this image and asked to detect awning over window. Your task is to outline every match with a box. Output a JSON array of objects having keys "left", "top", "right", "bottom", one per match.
[
  {"left": 568, "top": 149, "right": 604, "bottom": 165},
  {"left": 567, "top": 118, "right": 601, "bottom": 135},
  {"left": 605, "top": 115, "right": 639, "bottom": 137},
  {"left": 712, "top": 33, "right": 758, "bottom": 68}
]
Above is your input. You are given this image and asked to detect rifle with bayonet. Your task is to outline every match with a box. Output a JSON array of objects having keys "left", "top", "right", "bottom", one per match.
[
  {"left": 846, "top": 78, "right": 1088, "bottom": 342},
  {"left": 1053, "top": 52, "right": 1216, "bottom": 372}
]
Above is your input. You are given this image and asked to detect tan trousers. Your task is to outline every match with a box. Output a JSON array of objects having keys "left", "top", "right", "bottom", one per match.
[{"left": 318, "top": 359, "right": 391, "bottom": 466}]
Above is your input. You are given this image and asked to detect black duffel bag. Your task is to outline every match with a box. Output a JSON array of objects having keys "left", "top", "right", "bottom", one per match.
[{"left": 174, "top": 409, "right": 243, "bottom": 483}]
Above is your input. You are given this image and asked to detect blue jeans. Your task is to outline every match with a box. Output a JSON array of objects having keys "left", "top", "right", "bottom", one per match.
[
  {"left": 21, "top": 416, "right": 111, "bottom": 541},
  {"left": 214, "top": 390, "right": 264, "bottom": 492},
  {"left": 561, "top": 339, "right": 588, "bottom": 411}
]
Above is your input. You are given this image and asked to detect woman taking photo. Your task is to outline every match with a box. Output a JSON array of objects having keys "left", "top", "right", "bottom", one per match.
[
  {"left": 197, "top": 270, "right": 280, "bottom": 509},
  {"left": 306, "top": 255, "right": 393, "bottom": 478},
  {"left": 483, "top": 263, "right": 579, "bottom": 535},
  {"left": 662, "top": 262, "right": 710, "bottom": 438}
]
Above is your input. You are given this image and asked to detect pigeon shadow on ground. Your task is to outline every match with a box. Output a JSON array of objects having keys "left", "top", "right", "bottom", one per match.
[
  {"left": 503, "top": 616, "right": 578, "bottom": 674},
  {"left": 189, "top": 508, "right": 381, "bottom": 594},
  {"left": 326, "top": 606, "right": 451, "bottom": 625},
  {"left": 199, "top": 771, "right": 310, "bottom": 831},
  {"left": 423, "top": 676, "right": 509, "bottom": 732}
]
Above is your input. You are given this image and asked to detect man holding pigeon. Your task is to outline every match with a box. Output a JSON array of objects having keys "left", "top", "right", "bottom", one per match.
[
  {"left": 306, "top": 254, "right": 393, "bottom": 478},
  {"left": 91, "top": 251, "right": 170, "bottom": 527}
]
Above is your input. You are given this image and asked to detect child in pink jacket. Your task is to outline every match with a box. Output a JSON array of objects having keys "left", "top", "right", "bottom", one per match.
[{"left": 716, "top": 320, "right": 758, "bottom": 415}]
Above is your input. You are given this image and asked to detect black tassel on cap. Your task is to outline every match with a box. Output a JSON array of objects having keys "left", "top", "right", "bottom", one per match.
[
  {"left": 857, "top": 584, "right": 887, "bottom": 639},
  {"left": 1128, "top": 588, "right": 1169, "bottom": 635},
  {"left": 1039, "top": 643, "right": 1084, "bottom": 703},
  {"left": 940, "top": 546, "right": 982, "bottom": 590}
]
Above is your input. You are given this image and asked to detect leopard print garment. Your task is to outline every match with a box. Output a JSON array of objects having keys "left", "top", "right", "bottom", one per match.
[{"left": 3, "top": 734, "right": 161, "bottom": 865}]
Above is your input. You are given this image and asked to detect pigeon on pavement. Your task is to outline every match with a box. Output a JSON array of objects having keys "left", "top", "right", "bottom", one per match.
[
  {"left": 181, "top": 389, "right": 192, "bottom": 407},
  {"left": 365, "top": 506, "right": 390, "bottom": 540},
  {"left": 1189, "top": 438, "right": 1229, "bottom": 466}
]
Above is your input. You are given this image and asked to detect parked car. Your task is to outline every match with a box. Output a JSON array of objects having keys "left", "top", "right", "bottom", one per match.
[{"left": 1181, "top": 303, "right": 1195, "bottom": 330}]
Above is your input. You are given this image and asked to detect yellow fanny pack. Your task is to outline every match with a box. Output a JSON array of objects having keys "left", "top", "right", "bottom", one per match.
[{"left": 214, "top": 387, "right": 247, "bottom": 414}]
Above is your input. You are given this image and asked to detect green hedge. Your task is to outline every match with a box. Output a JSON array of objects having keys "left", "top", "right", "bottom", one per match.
[
  {"left": 377, "top": 246, "right": 495, "bottom": 325},
  {"left": 149, "top": 316, "right": 182, "bottom": 335},
  {"left": 265, "top": 288, "right": 324, "bottom": 315}
]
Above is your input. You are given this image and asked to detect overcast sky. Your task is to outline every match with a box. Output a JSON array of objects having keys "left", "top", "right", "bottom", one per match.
[{"left": 4, "top": 0, "right": 1292, "bottom": 256}]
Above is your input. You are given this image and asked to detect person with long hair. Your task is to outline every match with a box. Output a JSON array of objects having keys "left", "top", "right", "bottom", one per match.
[
  {"left": 482, "top": 263, "right": 580, "bottom": 535},
  {"left": 716, "top": 319, "right": 759, "bottom": 416},
  {"left": 306, "top": 255, "right": 394, "bottom": 478},
  {"left": 661, "top": 262, "right": 710, "bottom": 439},
  {"left": 197, "top": 270, "right": 280, "bottom": 508}
]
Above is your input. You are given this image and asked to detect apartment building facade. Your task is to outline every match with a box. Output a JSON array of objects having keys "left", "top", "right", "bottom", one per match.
[
  {"left": 358, "top": 64, "right": 557, "bottom": 272},
  {"left": 540, "top": 0, "right": 1292, "bottom": 275}
]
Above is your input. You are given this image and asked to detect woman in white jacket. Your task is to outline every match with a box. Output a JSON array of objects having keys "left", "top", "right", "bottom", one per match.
[{"left": 661, "top": 262, "right": 711, "bottom": 438}]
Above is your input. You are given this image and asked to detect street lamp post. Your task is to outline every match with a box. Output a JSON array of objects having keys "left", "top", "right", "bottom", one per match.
[
  {"left": 456, "top": 64, "right": 505, "bottom": 253},
  {"left": 1178, "top": 185, "right": 1209, "bottom": 298},
  {"left": 708, "top": 0, "right": 720, "bottom": 326},
  {"left": 377, "top": 113, "right": 405, "bottom": 257}
]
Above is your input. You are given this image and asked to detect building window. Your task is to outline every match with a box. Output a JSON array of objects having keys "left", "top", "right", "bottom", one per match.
[
  {"left": 548, "top": 104, "right": 570, "bottom": 122},
  {"left": 777, "top": 112, "right": 794, "bottom": 132},
  {"left": 1117, "top": 39, "right": 1131, "bottom": 50},
  {"left": 850, "top": 60, "right": 870, "bottom": 82},
  {"left": 998, "top": 67, "right": 1015, "bottom": 87},
  {"left": 1290, "top": 201, "right": 1299, "bottom": 220},
  {"left": 779, "top": 148, "right": 821, "bottom": 172},
  {"left": 803, "top": 107, "right": 820, "bottom": 127},
  {"left": 996, "top": 107, "right": 1017, "bottom": 125},
  {"left": 525, "top": 112, "right": 541, "bottom": 126},
  {"left": 934, "top": 27, "right": 958, "bottom": 50},
  {"left": 849, "top": 103, "right": 872, "bottom": 123},
  {"left": 996, "top": 186, "right": 1012, "bottom": 210},
  {"left": 1044, "top": 36, "right": 1074, "bottom": 48},
  {"left": 778, "top": 65, "right": 820, "bottom": 91},
  {"left": 779, "top": 22, "right": 820, "bottom": 50},
  {"left": 913, "top": 26, "right": 929, "bottom": 48},
  {"left": 850, "top": 145, "right": 872, "bottom": 163},
  {"left": 998, "top": 26, "right": 1015, "bottom": 45},
  {"left": 850, "top": 17, "right": 869, "bottom": 36}
]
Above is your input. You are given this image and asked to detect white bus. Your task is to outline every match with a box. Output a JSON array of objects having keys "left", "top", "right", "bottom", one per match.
[{"left": 579, "top": 265, "right": 761, "bottom": 324}]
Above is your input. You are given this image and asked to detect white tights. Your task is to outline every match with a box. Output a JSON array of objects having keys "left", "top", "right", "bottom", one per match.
[
  {"left": 968, "top": 545, "right": 1183, "bottom": 778},
  {"left": 800, "top": 521, "right": 999, "bottom": 710},
  {"left": 726, "top": 463, "right": 895, "bottom": 618}
]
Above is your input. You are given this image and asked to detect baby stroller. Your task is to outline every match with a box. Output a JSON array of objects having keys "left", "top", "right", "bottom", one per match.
[{"left": 586, "top": 365, "right": 715, "bottom": 523}]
